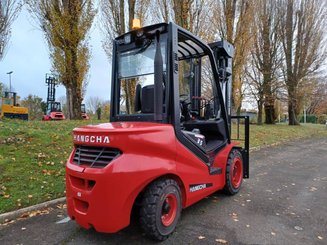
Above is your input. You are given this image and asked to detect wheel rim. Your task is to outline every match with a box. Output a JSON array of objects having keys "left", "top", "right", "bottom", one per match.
[
  {"left": 231, "top": 157, "right": 243, "bottom": 188},
  {"left": 161, "top": 194, "right": 178, "bottom": 227}
]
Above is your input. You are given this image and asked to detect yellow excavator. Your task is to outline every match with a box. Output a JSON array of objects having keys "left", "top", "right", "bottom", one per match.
[{"left": 0, "top": 92, "right": 28, "bottom": 120}]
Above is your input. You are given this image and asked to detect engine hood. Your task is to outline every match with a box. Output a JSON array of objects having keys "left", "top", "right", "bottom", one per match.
[{"left": 72, "top": 122, "right": 175, "bottom": 147}]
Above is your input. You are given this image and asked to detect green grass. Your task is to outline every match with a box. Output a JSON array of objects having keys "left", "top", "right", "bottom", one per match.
[
  {"left": 250, "top": 123, "right": 327, "bottom": 147},
  {"left": 0, "top": 120, "right": 326, "bottom": 213},
  {"left": 232, "top": 123, "right": 327, "bottom": 149},
  {"left": 0, "top": 119, "right": 106, "bottom": 214}
]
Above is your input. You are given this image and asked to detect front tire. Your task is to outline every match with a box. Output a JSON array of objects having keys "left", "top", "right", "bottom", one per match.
[
  {"left": 140, "top": 179, "right": 182, "bottom": 241},
  {"left": 223, "top": 149, "right": 243, "bottom": 195}
]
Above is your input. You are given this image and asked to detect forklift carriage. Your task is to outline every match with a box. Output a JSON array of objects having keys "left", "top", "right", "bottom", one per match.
[{"left": 66, "top": 22, "right": 249, "bottom": 241}]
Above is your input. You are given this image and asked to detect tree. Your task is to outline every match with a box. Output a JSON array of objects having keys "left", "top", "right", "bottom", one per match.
[
  {"left": 100, "top": 0, "right": 151, "bottom": 57},
  {"left": 0, "top": 0, "right": 21, "bottom": 60},
  {"left": 101, "top": 100, "right": 110, "bottom": 119},
  {"left": 250, "top": 0, "right": 282, "bottom": 124},
  {"left": 21, "top": 94, "right": 45, "bottom": 120},
  {"left": 278, "top": 0, "right": 327, "bottom": 125},
  {"left": 155, "top": 0, "right": 172, "bottom": 23},
  {"left": 154, "top": 0, "right": 215, "bottom": 41},
  {"left": 213, "top": 0, "right": 254, "bottom": 114},
  {"left": 244, "top": 59, "right": 265, "bottom": 124},
  {"left": 26, "top": 0, "right": 96, "bottom": 119},
  {"left": 57, "top": 95, "right": 68, "bottom": 116},
  {"left": 306, "top": 78, "right": 327, "bottom": 116},
  {"left": 86, "top": 96, "right": 102, "bottom": 114},
  {"left": 0, "top": 81, "right": 9, "bottom": 95},
  {"left": 100, "top": 0, "right": 151, "bottom": 114}
]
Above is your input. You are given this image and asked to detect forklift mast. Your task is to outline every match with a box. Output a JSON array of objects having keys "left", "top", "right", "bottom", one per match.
[
  {"left": 209, "top": 40, "right": 234, "bottom": 128},
  {"left": 46, "top": 74, "right": 58, "bottom": 103},
  {"left": 210, "top": 41, "right": 249, "bottom": 178},
  {"left": 45, "top": 74, "right": 62, "bottom": 114}
]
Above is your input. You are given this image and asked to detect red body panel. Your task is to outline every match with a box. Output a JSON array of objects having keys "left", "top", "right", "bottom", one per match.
[
  {"left": 66, "top": 122, "right": 235, "bottom": 233},
  {"left": 42, "top": 112, "right": 65, "bottom": 121},
  {"left": 82, "top": 113, "right": 90, "bottom": 120}
]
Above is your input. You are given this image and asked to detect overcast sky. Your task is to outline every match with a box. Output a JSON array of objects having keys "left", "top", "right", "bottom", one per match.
[{"left": 0, "top": 7, "right": 111, "bottom": 103}]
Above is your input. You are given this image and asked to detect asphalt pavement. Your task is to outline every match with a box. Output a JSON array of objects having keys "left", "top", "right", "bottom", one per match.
[{"left": 0, "top": 137, "right": 326, "bottom": 245}]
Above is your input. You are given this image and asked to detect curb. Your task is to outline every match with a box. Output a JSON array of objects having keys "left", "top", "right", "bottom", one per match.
[{"left": 0, "top": 197, "right": 66, "bottom": 224}]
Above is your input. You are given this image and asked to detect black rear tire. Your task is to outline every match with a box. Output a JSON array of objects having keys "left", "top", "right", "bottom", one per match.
[
  {"left": 223, "top": 149, "right": 243, "bottom": 195},
  {"left": 139, "top": 178, "right": 182, "bottom": 241}
]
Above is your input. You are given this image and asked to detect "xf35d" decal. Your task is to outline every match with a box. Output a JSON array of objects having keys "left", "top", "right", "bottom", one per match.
[{"left": 189, "top": 183, "right": 213, "bottom": 193}]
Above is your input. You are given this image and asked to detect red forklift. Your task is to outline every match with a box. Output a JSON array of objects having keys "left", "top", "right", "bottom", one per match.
[
  {"left": 81, "top": 104, "right": 90, "bottom": 120},
  {"left": 66, "top": 22, "right": 249, "bottom": 241},
  {"left": 42, "top": 74, "right": 65, "bottom": 121}
]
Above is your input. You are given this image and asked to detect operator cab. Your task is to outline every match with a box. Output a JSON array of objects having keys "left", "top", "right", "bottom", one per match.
[
  {"left": 46, "top": 101, "right": 62, "bottom": 115},
  {"left": 2, "top": 92, "right": 18, "bottom": 106},
  {"left": 110, "top": 23, "right": 232, "bottom": 166}
]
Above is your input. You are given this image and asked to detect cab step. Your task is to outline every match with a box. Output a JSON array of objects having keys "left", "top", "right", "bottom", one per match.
[{"left": 209, "top": 167, "right": 222, "bottom": 175}]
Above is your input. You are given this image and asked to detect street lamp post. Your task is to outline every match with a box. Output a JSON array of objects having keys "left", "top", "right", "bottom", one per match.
[{"left": 7, "top": 71, "right": 13, "bottom": 92}]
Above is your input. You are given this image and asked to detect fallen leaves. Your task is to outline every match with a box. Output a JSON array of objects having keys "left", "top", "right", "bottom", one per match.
[
  {"left": 56, "top": 203, "right": 67, "bottom": 209},
  {"left": 37, "top": 152, "right": 47, "bottom": 159},
  {"left": 16, "top": 199, "right": 22, "bottom": 207},
  {"left": 1, "top": 207, "right": 54, "bottom": 227},
  {"left": 294, "top": 226, "right": 303, "bottom": 231},
  {"left": 231, "top": 212, "right": 239, "bottom": 222},
  {"left": 215, "top": 238, "right": 228, "bottom": 244},
  {"left": 42, "top": 169, "right": 56, "bottom": 176}
]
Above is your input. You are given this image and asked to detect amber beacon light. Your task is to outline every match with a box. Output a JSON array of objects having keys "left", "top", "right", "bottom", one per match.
[{"left": 132, "top": 19, "right": 141, "bottom": 30}]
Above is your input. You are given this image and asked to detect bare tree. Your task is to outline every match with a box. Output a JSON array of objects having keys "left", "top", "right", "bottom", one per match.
[
  {"left": 213, "top": 0, "right": 254, "bottom": 114},
  {"left": 26, "top": 0, "right": 96, "bottom": 119},
  {"left": 0, "top": 0, "right": 21, "bottom": 60},
  {"left": 100, "top": 0, "right": 151, "bottom": 114},
  {"left": 250, "top": 0, "right": 282, "bottom": 124},
  {"left": 278, "top": 0, "right": 327, "bottom": 125},
  {"left": 86, "top": 96, "right": 102, "bottom": 114},
  {"left": 155, "top": 0, "right": 172, "bottom": 23},
  {"left": 100, "top": 0, "right": 151, "bottom": 58},
  {"left": 244, "top": 60, "right": 265, "bottom": 124},
  {"left": 153, "top": 0, "right": 215, "bottom": 41}
]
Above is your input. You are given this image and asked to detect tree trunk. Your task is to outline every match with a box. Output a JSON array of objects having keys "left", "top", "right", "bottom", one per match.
[
  {"left": 66, "top": 87, "right": 72, "bottom": 119},
  {"left": 119, "top": 0, "right": 125, "bottom": 34},
  {"left": 71, "top": 87, "right": 82, "bottom": 120},
  {"left": 288, "top": 99, "right": 299, "bottom": 125},
  {"left": 288, "top": 85, "right": 300, "bottom": 125},
  {"left": 128, "top": 0, "right": 136, "bottom": 31},
  {"left": 70, "top": 46, "right": 82, "bottom": 119},
  {"left": 257, "top": 100, "right": 263, "bottom": 125},
  {"left": 264, "top": 94, "right": 275, "bottom": 124},
  {"left": 264, "top": 104, "right": 275, "bottom": 124}
]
